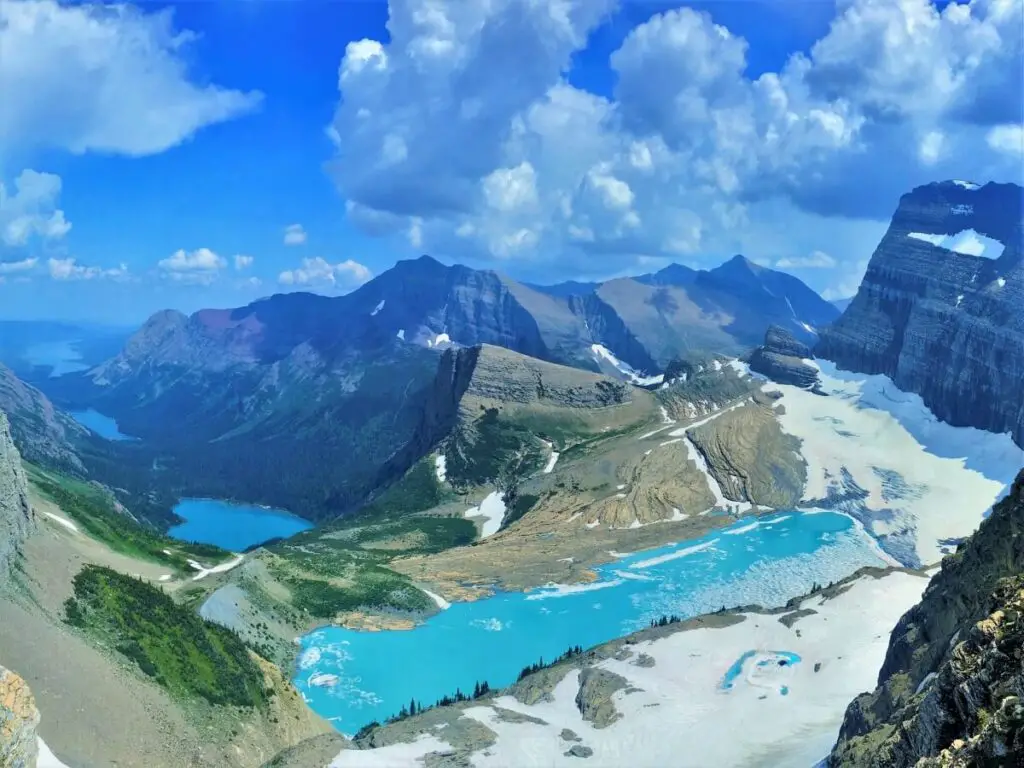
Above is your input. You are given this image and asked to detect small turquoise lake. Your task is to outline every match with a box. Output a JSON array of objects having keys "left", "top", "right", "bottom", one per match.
[
  {"left": 169, "top": 498, "right": 313, "bottom": 551},
  {"left": 295, "top": 510, "right": 889, "bottom": 735},
  {"left": 69, "top": 409, "right": 137, "bottom": 441}
]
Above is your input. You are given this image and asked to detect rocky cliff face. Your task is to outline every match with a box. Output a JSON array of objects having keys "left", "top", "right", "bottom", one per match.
[
  {"left": 817, "top": 180, "right": 1024, "bottom": 448},
  {"left": 0, "top": 666, "right": 40, "bottom": 768},
  {"left": 830, "top": 468, "right": 1024, "bottom": 766},
  {"left": 748, "top": 325, "right": 821, "bottom": 390},
  {"left": 0, "top": 365, "right": 84, "bottom": 474},
  {"left": 0, "top": 411, "right": 34, "bottom": 581}
]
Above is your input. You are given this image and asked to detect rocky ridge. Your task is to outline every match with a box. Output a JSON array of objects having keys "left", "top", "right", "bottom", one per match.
[
  {"left": 0, "top": 411, "right": 34, "bottom": 580},
  {"left": 830, "top": 468, "right": 1024, "bottom": 766},
  {"left": 817, "top": 180, "right": 1024, "bottom": 448},
  {"left": 749, "top": 324, "right": 822, "bottom": 390}
]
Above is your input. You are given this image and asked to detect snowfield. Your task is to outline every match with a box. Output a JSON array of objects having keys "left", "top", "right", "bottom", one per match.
[
  {"left": 464, "top": 492, "right": 507, "bottom": 539},
  {"left": 768, "top": 360, "right": 1023, "bottom": 566},
  {"left": 328, "top": 570, "right": 931, "bottom": 768}
]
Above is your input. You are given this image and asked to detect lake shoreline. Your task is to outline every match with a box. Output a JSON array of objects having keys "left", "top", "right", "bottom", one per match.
[{"left": 293, "top": 508, "right": 893, "bottom": 734}]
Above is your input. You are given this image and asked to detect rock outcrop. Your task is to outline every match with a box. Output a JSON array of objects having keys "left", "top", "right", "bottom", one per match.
[
  {"left": 817, "top": 180, "right": 1024, "bottom": 448},
  {"left": 0, "top": 666, "right": 40, "bottom": 768},
  {"left": 0, "top": 411, "right": 34, "bottom": 580},
  {"left": 748, "top": 325, "right": 821, "bottom": 390},
  {"left": 830, "top": 468, "right": 1024, "bottom": 766}
]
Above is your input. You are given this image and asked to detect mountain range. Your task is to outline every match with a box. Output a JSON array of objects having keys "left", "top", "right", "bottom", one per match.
[{"left": 21, "top": 253, "right": 837, "bottom": 524}]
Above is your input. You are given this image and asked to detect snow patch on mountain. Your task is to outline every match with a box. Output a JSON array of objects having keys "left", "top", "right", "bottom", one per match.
[
  {"left": 906, "top": 229, "right": 1005, "bottom": 259},
  {"left": 590, "top": 344, "right": 663, "bottom": 386},
  {"left": 464, "top": 492, "right": 507, "bottom": 538}
]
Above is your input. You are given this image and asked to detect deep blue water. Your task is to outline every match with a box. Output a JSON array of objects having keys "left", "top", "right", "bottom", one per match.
[
  {"left": 24, "top": 341, "right": 89, "bottom": 376},
  {"left": 295, "top": 510, "right": 888, "bottom": 735},
  {"left": 168, "top": 498, "right": 313, "bottom": 551},
  {"left": 69, "top": 409, "right": 136, "bottom": 441}
]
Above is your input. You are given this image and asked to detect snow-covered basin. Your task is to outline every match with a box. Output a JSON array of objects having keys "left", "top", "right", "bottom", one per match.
[
  {"left": 295, "top": 510, "right": 891, "bottom": 735},
  {"left": 327, "top": 568, "right": 931, "bottom": 768}
]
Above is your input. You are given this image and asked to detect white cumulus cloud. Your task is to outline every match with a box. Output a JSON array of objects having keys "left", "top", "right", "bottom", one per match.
[
  {"left": 233, "top": 254, "right": 254, "bottom": 270},
  {"left": 0, "top": 257, "right": 38, "bottom": 274},
  {"left": 324, "top": 0, "right": 1024, "bottom": 292},
  {"left": 283, "top": 224, "right": 308, "bottom": 246},
  {"left": 157, "top": 247, "right": 227, "bottom": 284},
  {"left": 277, "top": 257, "right": 372, "bottom": 290},
  {"left": 48, "top": 257, "right": 128, "bottom": 281},
  {"left": 775, "top": 251, "right": 838, "bottom": 269},
  {"left": 0, "top": 0, "right": 261, "bottom": 157},
  {"left": 0, "top": 170, "right": 71, "bottom": 246}
]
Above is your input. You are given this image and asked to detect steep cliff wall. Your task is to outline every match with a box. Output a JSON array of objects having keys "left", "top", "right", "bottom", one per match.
[
  {"left": 830, "top": 468, "right": 1024, "bottom": 766},
  {"left": 817, "top": 181, "right": 1024, "bottom": 447},
  {"left": 0, "top": 411, "right": 34, "bottom": 580}
]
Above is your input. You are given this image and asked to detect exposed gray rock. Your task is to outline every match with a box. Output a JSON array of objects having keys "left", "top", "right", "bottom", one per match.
[
  {"left": 575, "top": 668, "right": 632, "bottom": 729},
  {"left": 817, "top": 180, "right": 1024, "bottom": 448},
  {"left": 749, "top": 325, "right": 821, "bottom": 389},
  {"left": 0, "top": 411, "right": 34, "bottom": 581},
  {"left": 560, "top": 728, "right": 582, "bottom": 742},
  {"left": 564, "top": 744, "right": 594, "bottom": 758}
]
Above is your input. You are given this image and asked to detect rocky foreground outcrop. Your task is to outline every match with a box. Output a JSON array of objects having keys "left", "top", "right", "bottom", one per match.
[
  {"left": 0, "top": 411, "right": 34, "bottom": 580},
  {"left": 817, "top": 180, "right": 1023, "bottom": 448},
  {"left": 748, "top": 325, "right": 821, "bottom": 390},
  {"left": 0, "top": 665, "right": 40, "bottom": 768},
  {"left": 830, "top": 468, "right": 1024, "bottom": 766}
]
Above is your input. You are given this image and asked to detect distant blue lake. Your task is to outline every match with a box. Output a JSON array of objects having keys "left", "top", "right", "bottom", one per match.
[
  {"left": 24, "top": 340, "right": 89, "bottom": 377},
  {"left": 169, "top": 498, "right": 313, "bottom": 551},
  {"left": 69, "top": 409, "right": 137, "bottom": 441},
  {"left": 295, "top": 510, "right": 889, "bottom": 735}
]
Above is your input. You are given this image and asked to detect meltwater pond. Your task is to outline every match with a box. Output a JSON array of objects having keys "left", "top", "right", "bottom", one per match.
[
  {"left": 168, "top": 498, "right": 313, "bottom": 551},
  {"left": 295, "top": 510, "right": 890, "bottom": 734}
]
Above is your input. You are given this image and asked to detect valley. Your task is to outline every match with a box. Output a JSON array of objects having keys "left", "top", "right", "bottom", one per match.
[{"left": 1, "top": 182, "right": 1022, "bottom": 767}]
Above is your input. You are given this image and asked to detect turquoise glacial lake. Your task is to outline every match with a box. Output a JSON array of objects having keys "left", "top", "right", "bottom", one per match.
[
  {"left": 169, "top": 498, "right": 313, "bottom": 551},
  {"left": 295, "top": 510, "right": 889, "bottom": 735},
  {"left": 69, "top": 409, "right": 137, "bottom": 441}
]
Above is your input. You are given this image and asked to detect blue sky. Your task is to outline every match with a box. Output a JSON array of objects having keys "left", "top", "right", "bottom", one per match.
[{"left": 0, "top": 0, "right": 1020, "bottom": 323}]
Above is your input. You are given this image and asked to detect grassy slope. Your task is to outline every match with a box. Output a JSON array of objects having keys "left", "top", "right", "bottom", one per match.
[
  {"left": 26, "top": 463, "right": 228, "bottom": 571},
  {"left": 262, "top": 460, "right": 476, "bottom": 617},
  {"left": 64, "top": 565, "right": 267, "bottom": 708}
]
